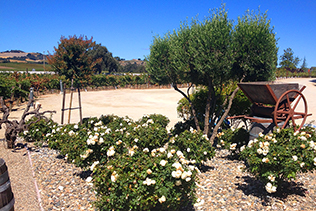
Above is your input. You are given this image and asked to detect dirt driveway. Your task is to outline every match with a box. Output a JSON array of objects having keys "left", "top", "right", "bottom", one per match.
[{"left": 1, "top": 78, "right": 316, "bottom": 139}]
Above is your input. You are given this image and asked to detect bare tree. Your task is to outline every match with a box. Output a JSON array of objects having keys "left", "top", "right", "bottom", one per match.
[{"left": 0, "top": 97, "right": 56, "bottom": 148}]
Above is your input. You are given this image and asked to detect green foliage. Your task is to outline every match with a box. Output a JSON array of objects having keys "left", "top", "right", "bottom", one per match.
[
  {"left": 233, "top": 9, "right": 278, "bottom": 81},
  {"left": 20, "top": 117, "right": 57, "bottom": 146},
  {"left": 48, "top": 35, "right": 98, "bottom": 87},
  {"left": 22, "top": 114, "right": 216, "bottom": 210},
  {"left": 176, "top": 85, "right": 251, "bottom": 130},
  {"left": 0, "top": 74, "right": 15, "bottom": 99},
  {"left": 300, "top": 57, "right": 308, "bottom": 72},
  {"left": 87, "top": 44, "right": 119, "bottom": 74},
  {"left": 275, "top": 67, "right": 316, "bottom": 78},
  {"left": 172, "top": 119, "right": 196, "bottom": 136},
  {"left": 216, "top": 127, "right": 249, "bottom": 158},
  {"left": 169, "top": 128, "right": 215, "bottom": 164},
  {"left": 239, "top": 126, "right": 316, "bottom": 193},
  {"left": 121, "top": 61, "right": 146, "bottom": 73},
  {"left": 279, "top": 48, "right": 301, "bottom": 69},
  {"left": 0, "top": 72, "right": 151, "bottom": 101},
  {"left": 147, "top": 5, "right": 277, "bottom": 137},
  {"left": 0, "top": 62, "right": 53, "bottom": 72},
  {"left": 146, "top": 34, "right": 175, "bottom": 85}
]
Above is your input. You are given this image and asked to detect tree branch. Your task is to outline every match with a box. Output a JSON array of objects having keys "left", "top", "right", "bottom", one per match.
[
  {"left": 172, "top": 83, "right": 201, "bottom": 131},
  {"left": 209, "top": 76, "right": 245, "bottom": 145}
]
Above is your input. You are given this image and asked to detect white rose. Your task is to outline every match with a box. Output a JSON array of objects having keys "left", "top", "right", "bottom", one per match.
[
  {"left": 171, "top": 170, "right": 182, "bottom": 178},
  {"left": 292, "top": 155, "right": 298, "bottom": 161},
  {"left": 158, "top": 195, "right": 166, "bottom": 203},
  {"left": 160, "top": 160, "right": 168, "bottom": 166},
  {"left": 268, "top": 174, "right": 275, "bottom": 182}
]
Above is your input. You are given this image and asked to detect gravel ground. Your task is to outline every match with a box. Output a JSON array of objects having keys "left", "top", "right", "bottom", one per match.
[{"left": 2, "top": 139, "right": 316, "bottom": 211}]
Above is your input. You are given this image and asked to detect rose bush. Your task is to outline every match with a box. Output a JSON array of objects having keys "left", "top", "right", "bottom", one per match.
[
  {"left": 169, "top": 127, "right": 215, "bottom": 164},
  {"left": 216, "top": 127, "right": 249, "bottom": 158},
  {"left": 20, "top": 116, "right": 57, "bottom": 146},
  {"left": 21, "top": 114, "right": 215, "bottom": 210},
  {"left": 239, "top": 126, "right": 316, "bottom": 194}
]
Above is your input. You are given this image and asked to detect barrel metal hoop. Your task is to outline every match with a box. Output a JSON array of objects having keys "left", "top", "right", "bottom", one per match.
[
  {"left": 0, "top": 171, "right": 9, "bottom": 185},
  {"left": 0, "top": 197, "right": 15, "bottom": 211},
  {"left": 0, "top": 180, "right": 10, "bottom": 193}
]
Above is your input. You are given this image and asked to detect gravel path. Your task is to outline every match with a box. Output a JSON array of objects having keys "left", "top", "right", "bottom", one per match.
[{"left": 0, "top": 139, "right": 41, "bottom": 210}]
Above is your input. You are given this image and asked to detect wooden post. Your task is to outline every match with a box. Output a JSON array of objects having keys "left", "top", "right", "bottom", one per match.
[
  {"left": 77, "top": 86, "right": 82, "bottom": 124},
  {"left": 68, "top": 79, "right": 74, "bottom": 124},
  {"left": 61, "top": 86, "right": 66, "bottom": 125}
]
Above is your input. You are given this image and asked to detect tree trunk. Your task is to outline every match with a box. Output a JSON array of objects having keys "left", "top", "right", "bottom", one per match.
[
  {"left": 9, "top": 87, "right": 15, "bottom": 112},
  {"left": 209, "top": 86, "right": 240, "bottom": 145},
  {"left": 172, "top": 84, "right": 201, "bottom": 131},
  {"left": 203, "top": 79, "right": 216, "bottom": 135},
  {"left": 1, "top": 96, "right": 56, "bottom": 149}
]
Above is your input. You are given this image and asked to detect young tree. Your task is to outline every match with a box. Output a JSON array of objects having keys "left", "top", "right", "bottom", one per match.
[
  {"left": 147, "top": 6, "right": 235, "bottom": 138},
  {"left": 48, "top": 35, "right": 98, "bottom": 87},
  {"left": 48, "top": 35, "right": 99, "bottom": 124},
  {"left": 279, "top": 48, "right": 301, "bottom": 69},
  {"left": 147, "top": 5, "right": 278, "bottom": 145}
]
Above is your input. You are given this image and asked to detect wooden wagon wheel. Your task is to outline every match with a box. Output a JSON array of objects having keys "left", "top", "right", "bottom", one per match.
[{"left": 274, "top": 89, "right": 308, "bottom": 131}]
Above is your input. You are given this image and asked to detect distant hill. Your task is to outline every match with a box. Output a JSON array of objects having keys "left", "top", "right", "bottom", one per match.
[
  {"left": 0, "top": 50, "right": 46, "bottom": 63},
  {"left": 119, "top": 59, "right": 146, "bottom": 67}
]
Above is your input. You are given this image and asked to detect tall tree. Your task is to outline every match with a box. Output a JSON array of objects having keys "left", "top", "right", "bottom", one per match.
[
  {"left": 48, "top": 35, "right": 98, "bottom": 87},
  {"left": 279, "top": 48, "right": 301, "bottom": 69},
  {"left": 88, "top": 44, "right": 119, "bottom": 74}
]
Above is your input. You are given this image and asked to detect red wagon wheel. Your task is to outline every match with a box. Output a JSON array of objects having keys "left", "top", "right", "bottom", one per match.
[{"left": 274, "top": 89, "right": 308, "bottom": 131}]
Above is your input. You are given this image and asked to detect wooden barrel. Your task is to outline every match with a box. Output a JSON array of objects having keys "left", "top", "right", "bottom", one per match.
[{"left": 0, "top": 159, "right": 14, "bottom": 211}]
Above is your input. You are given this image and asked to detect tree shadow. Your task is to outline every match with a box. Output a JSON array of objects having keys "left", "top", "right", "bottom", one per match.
[
  {"left": 309, "top": 79, "right": 316, "bottom": 85},
  {"left": 236, "top": 175, "right": 307, "bottom": 206},
  {"left": 74, "top": 170, "right": 92, "bottom": 180},
  {"left": 198, "top": 163, "right": 215, "bottom": 173}
]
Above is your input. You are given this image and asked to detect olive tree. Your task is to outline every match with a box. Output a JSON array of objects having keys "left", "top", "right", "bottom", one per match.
[
  {"left": 147, "top": 6, "right": 278, "bottom": 145},
  {"left": 147, "top": 6, "right": 235, "bottom": 139}
]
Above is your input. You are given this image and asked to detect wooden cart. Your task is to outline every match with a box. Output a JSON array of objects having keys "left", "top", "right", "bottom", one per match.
[{"left": 229, "top": 82, "right": 312, "bottom": 131}]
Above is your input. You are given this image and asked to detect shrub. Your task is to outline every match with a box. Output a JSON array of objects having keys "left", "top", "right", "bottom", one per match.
[
  {"left": 172, "top": 119, "right": 196, "bottom": 136},
  {"left": 176, "top": 85, "right": 251, "bottom": 131},
  {"left": 216, "top": 127, "right": 249, "bottom": 158},
  {"left": 23, "top": 114, "right": 216, "bottom": 210},
  {"left": 240, "top": 126, "right": 316, "bottom": 193},
  {"left": 20, "top": 116, "right": 57, "bottom": 146},
  {"left": 169, "top": 128, "right": 215, "bottom": 164},
  {"left": 92, "top": 143, "right": 198, "bottom": 210}
]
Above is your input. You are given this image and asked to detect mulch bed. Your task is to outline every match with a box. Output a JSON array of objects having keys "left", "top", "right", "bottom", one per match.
[{"left": 27, "top": 144, "right": 316, "bottom": 211}]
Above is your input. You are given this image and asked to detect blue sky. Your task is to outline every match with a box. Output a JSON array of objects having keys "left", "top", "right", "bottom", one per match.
[{"left": 1, "top": 0, "right": 315, "bottom": 67}]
